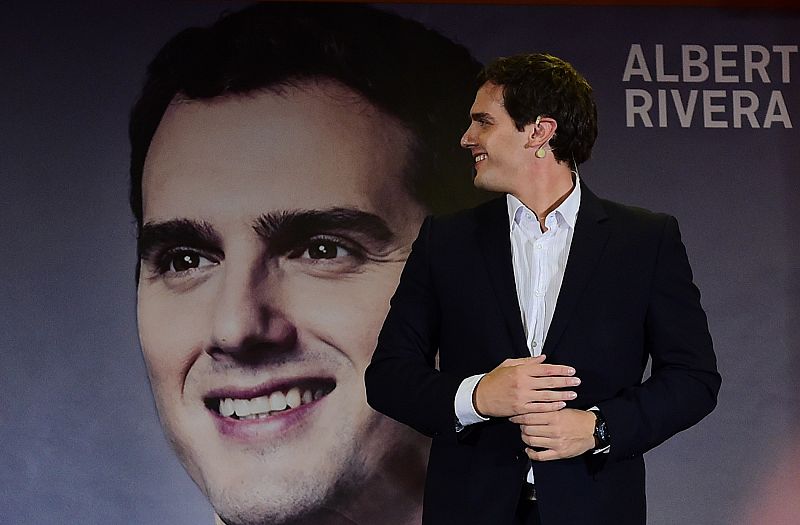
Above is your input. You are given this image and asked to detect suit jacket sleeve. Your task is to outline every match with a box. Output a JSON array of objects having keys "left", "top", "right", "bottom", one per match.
[
  {"left": 365, "top": 216, "right": 463, "bottom": 438},
  {"left": 598, "top": 215, "right": 721, "bottom": 462}
]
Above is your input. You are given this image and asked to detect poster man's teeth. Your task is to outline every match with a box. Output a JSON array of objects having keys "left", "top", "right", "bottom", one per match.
[
  {"left": 475, "top": 154, "right": 487, "bottom": 163},
  {"left": 218, "top": 387, "right": 325, "bottom": 418}
]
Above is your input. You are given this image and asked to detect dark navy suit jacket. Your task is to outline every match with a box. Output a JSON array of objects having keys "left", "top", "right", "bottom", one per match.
[{"left": 366, "top": 182, "right": 720, "bottom": 525}]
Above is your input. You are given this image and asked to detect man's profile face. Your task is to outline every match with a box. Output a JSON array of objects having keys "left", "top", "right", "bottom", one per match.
[
  {"left": 136, "top": 80, "right": 428, "bottom": 524},
  {"left": 461, "top": 82, "right": 533, "bottom": 194}
]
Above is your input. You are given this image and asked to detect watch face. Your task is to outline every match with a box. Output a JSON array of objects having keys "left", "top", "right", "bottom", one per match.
[{"left": 594, "top": 419, "right": 609, "bottom": 446}]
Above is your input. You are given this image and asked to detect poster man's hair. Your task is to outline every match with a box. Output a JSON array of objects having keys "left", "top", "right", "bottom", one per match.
[{"left": 129, "top": 2, "right": 487, "bottom": 230}]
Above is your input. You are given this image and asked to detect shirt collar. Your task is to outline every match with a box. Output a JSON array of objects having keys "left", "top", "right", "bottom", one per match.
[{"left": 506, "top": 174, "right": 582, "bottom": 232}]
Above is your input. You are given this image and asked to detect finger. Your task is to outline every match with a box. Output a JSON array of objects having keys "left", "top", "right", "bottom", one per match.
[
  {"left": 526, "top": 447, "right": 561, "bottom": 462},
  {"left": 510, "top": 412, "right": 550, "bottom": 425},
  {"left": 499, "top": 355, "right": 545, "bottom": 368},
  {"left": 523, "top": 363, "right": 576, "bottom": 377},
  {"left": 523, "top": 389, "right": 577, "bottom": 402},
  {"left": 520, "top": 424, "right": 558, "bottom": 438},
  {"left": 520, "top": 434, "right": 555, "bottom": 448},
  {"left": 509, "top": 402, "right": 565, "bottom": 421},
  {"left": 529, "top": 376, "right": 581, "bottom": 390}
]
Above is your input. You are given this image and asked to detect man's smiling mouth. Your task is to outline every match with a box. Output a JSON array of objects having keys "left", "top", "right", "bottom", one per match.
[
  {"left": 206, "top": 379, "right": 335, "bottom": 420},
  {"left": 474, "top": 153, "right": 487, "bottom": 164}
]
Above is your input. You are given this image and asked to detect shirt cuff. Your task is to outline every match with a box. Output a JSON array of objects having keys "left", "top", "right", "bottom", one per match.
[{"left": 455, "top": 374, "right": 490, "bottom": 429}]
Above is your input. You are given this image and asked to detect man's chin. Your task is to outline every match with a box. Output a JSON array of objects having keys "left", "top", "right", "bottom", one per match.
[
  {"left": 473, "top": 170, "right": 513, "bottom": 195},
  {"left": 472, "top": 171, "right": 497, "bottom": 192},
  {"left": 207, "top": 480, "right": 332, "bottom": 525},
  {"left": 193, "top": 442, "right": 363, "bottom": 525}
]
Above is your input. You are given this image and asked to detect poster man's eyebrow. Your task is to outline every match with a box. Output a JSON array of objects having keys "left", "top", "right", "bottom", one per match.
[
  {"left": 254, "top": 208, "right": 396, "bottom": 250},
  {"left": 138, "top": 219, "right": 220, "bottom": 259}
]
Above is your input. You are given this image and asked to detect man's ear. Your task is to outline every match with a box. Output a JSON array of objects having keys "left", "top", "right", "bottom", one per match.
[{"left": 525, "top": 116, "right": 557, "bottom": 149}]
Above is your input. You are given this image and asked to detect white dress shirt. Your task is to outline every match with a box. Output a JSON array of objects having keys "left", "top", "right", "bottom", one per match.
[{"left": 454, "top": 175, "right": 581, "bottom": 485}]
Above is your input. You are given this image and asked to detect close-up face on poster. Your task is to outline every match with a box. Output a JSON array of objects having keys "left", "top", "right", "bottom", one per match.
[{"left": 2, "top": 2, "right": 797, "bottom": 525}]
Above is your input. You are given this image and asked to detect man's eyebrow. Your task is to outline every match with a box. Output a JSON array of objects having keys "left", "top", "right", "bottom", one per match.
[
  {"left": 471, "top": 112, "right": 494, "bottom": 123},
  {"left": 254, "top": 208, "right": 396, "bottom": 247},
  {"left": 138, "top": 219, "right": 220, "bottom": 259}
]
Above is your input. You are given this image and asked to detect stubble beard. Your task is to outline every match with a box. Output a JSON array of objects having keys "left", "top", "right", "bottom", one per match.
[{"left": 205, "top": 435, "right": 370, "bottom": 525}]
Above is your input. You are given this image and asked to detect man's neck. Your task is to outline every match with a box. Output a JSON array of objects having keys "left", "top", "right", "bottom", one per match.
[{"left": 511, "top": 164, "right": 575, "bottom": 228}]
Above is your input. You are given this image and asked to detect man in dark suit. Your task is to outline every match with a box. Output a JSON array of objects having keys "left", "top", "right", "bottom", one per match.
[{"left": 365, "top": 53, "right": 721, "bottom": 525}]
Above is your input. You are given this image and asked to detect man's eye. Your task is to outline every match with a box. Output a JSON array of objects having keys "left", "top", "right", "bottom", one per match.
[{"left": 161, "top": 249, "right": 217, "bottom": 273}]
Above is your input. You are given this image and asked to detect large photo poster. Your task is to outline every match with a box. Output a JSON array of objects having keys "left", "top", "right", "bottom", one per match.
[{"left": 2, "top": 2, "right": 797, "bottom": 524}]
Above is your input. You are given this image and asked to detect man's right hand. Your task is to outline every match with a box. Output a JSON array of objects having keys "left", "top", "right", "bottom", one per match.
[{"left": 473, "top": 355, "right": 579, "bottom": 418}]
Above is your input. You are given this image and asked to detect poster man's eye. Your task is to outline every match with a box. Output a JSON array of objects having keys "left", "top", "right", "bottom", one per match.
[
  {"left": 303, "top": 239, "right": 352, "bottom": 260},
  {"left": 162, "top": 249, "right": 217, "bottom": 274}
]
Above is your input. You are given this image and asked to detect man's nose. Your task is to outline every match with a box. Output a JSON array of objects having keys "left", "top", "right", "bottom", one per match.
[
  {"left": 208, "top": 262, "right": 296, "bottom": 357},
  {"left": 460, "top": 126, "right": 475, "bottom": 149}
]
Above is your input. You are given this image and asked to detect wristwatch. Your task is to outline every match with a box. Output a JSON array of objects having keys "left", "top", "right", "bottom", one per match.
[{"left": 590, "top": 409, "right": 610, "bottom": 449}]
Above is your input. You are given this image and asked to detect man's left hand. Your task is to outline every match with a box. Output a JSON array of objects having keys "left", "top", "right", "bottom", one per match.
[{"left": 510, "top": 409, "right": 596, "bottom": 461}]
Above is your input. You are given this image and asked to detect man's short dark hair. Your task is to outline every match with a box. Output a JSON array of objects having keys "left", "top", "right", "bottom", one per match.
[
  {"left": 478, "top": 53, "right": 598, "bottom": 166},
  {"left": 129, "top": 2, "right": 487, "bottom": 231}
]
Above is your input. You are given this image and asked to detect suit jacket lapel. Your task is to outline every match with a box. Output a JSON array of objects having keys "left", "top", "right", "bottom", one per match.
[
  {"left": 476, "top": 197, "right": 530, "bottom": 358},
  {"left": 544, "top": 182, "right": 610, "bottom": 358}
]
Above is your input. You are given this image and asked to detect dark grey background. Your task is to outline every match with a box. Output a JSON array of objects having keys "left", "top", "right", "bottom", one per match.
[{"left": 2, "top": 2, "right": 797, "bottom": 523}]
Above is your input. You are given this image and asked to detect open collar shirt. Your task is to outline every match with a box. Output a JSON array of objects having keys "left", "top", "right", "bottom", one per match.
[{"left": 455, "top": 175, "right": 582, "bottom": 485}]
